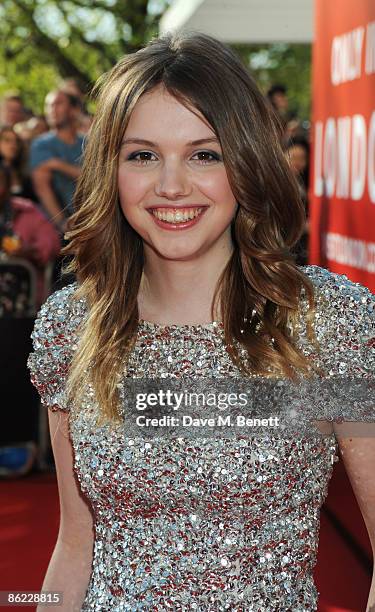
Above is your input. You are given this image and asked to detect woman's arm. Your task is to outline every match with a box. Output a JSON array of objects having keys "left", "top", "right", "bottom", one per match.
[
  {"left": 333, "top": 422, "right": 375, "bottom": 612},
  {"left": 37, "top": 409, "right": 94, "bottom": 612}
]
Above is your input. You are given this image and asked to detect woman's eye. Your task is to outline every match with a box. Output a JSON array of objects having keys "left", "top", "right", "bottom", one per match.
[
  {"left": 127, "top": 151, "right": 157, "bottom": 164},
  {"left": 192, "top": 151, "right": 222, "bottom": 164},
  {"left": 126, "top": 150, "right": 222, "bottom": 165}
]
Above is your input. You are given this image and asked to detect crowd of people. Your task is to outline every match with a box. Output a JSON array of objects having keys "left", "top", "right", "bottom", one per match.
[
  {"left": 0, "top": 81, "right": 91, "bottom": 478},
  {"left": 267, "top": 83, "right": 311, "bottom": 265},
  {"left": 0, "top": 81, "right": 92, "bottom": 313},
  {"left": 0, "top": 77, "right": 311, "bottom": 477}
]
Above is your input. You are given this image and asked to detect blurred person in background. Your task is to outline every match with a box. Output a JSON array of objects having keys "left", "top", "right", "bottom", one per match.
[
  {"left": 30, "top": 89, "right": 84, "bottom": 233},
  {"left": 0, "top": 163, "right": 60, "bottom": 477},
  {"left": 60, "top": 77, "right": 93, "bottom": 135},
  {"left": 267, "top": 84, "right": 308, "bottom": 147},
  {"left": 267, "top": 84, "right": 290, "bottom": 128},
  {"left": 286, "top": 135, "right": 310, "bottom": 198},
  {"left": 284, "top": 117, "right": 308, "bottom": 143},
  {"left": 285, "top": 136, "right": 310, "bottom": 265},
  {"left": 14, "top": 115, "right": 49, "bottom": 144},
  {"left": 0, "top": 163, "right": 60, "bottom": 309},
  {"left": 60, "top": 77, "right": 86, "bottom": 106},
  {"left": 0, "top": 94, "right": 26, "bottom": 127},
  {"left": 0, "top": 126, "right": 36, "bottom": 200},
  {"left": 30, "top": 89, "right": 84, "bottom": 289}
]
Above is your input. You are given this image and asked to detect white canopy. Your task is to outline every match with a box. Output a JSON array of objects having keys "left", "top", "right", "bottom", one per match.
[{"left": 159, "top": 0, "right": 314, "bottom": 44}]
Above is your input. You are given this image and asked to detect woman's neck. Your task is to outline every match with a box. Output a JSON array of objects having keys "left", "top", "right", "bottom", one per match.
[{"left": 139, "top": 245, "right": 233, "bottom": 325}]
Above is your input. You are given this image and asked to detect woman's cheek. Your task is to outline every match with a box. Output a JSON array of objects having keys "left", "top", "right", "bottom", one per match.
[
  {"left": 197, "top": 169, "right": 233, "bottom": 201},
  {"left": 119, "top": 169, "right": 151, "bottom": 207}
]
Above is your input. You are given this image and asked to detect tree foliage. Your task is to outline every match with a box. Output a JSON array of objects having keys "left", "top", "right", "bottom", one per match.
[
  {"left": 0, "top": 0, "right": 311, "bottom": 120},
  {"left": 0, "top": 0, "right": 168, "bottom": 111},
  {"left": 233, "top": 43, "right": 312, "bottom": 121}
]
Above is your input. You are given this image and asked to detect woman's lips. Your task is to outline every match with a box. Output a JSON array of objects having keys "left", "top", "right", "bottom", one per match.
[{"left": 147, "top": 206, "right": 208, "bottom": 230}]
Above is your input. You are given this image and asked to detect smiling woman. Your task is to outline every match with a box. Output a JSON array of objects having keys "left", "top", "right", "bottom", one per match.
[
  {"left": 27, "top": 31, "right": 374, "bottom": 612},
  {"left": 118, "top": 86, "right": 237, "bottom": 276}
]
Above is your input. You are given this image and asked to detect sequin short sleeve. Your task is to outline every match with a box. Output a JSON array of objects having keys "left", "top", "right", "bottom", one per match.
[
  {"left": 27, "top": 282, "right": 84, "bottom": 412},
  {"left": 302, "top": 265, "right": 374, "bottom": 421}
]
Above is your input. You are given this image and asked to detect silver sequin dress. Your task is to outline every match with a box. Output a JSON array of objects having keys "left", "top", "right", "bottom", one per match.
[{"left": 28, "top": 265, "right": 374, "bottom": 612}]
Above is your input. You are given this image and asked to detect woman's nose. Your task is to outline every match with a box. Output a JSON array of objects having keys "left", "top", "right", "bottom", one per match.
[{"left": 154, "top": 161, "right": 192, "bottom": 199}]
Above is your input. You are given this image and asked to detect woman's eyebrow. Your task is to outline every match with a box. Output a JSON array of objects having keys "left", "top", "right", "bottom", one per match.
[{"left": 121, "top": 137, "right": 220, "bottom": 147}]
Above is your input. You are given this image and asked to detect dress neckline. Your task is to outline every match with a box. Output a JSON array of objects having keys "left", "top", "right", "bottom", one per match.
[{"left": 138, "top": 319, "right": 224, "bottom": 332}]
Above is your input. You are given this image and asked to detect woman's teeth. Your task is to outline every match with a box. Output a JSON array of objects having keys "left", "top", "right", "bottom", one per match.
[{"left": 151, "top": 208, "right": 203, "bottom": 223}]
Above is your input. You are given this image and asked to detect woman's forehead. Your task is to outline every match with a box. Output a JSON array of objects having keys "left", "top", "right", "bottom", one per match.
[{"left": 124, "top": 87, "right": 216, "bottom": 142}]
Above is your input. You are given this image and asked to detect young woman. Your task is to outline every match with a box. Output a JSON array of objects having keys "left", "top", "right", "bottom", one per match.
[{"left": 28, "top": 32, "right": 374, "bottom": 611}]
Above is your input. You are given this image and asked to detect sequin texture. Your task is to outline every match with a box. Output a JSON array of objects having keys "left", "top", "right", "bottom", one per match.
[{"left": 27, "top": 265, "right": 374, "bottom": 611}]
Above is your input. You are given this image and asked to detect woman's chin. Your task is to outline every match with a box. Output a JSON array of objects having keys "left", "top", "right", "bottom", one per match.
[{"left": 148, "top": 241, "right": 205, "bottom": 263}]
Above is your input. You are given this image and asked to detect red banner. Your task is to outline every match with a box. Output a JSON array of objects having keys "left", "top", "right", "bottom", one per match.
[{"left": 310, "top": 0, "right": 375, "bottom": 290}]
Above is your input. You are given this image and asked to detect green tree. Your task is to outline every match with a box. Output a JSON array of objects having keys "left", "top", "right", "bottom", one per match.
[
  {"left": 233, "top": 43, "right": 312, "bottom": 121},
  {"left": 0, "top": 1, "right": 311, "bottom": 120},
  {"left": 0, "top": 0, "right": 170, "bottom": 112}
]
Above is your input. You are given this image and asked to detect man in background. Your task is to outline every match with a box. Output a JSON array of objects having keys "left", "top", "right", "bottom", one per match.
[
  {"left": 0, "top": 94, "right": 26, "bottom": 127},
  {"left": 60, "top": 78, "right": 93, "bottom": 134},
  {"left": 30, "top": 90, "right": 84, "bottom": 289},
  {"left": 30, "top": 89, "right": 84, "bottom": 233}
]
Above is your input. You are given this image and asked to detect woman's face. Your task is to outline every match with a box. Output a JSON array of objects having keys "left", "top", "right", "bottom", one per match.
[
  {"left": 0, "top": 129, "right": 20, "bottom": 162},
  {"left": 118, "top": 86, "right": 237, "bottom": 263}
]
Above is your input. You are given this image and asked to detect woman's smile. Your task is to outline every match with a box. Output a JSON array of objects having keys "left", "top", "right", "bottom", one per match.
[{"left": 146, "top": 205, "right": 208, "bottom": 230}]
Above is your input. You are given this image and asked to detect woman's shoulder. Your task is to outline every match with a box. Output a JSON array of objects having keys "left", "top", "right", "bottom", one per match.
[
  {"left": 300, "top": 264, "right": 373, "bottom": 300},
  {"left": 28, "top": 282, "right": 87, "bottom": 412},
  {"left": 300, "top": 264, "right": 374, "bottom": 321},
  {"left": 32, "top": 282, "right": 87, "bottom": 345},
  {"left": 298, "top": 264, "right": 374, "bottom": 377}
]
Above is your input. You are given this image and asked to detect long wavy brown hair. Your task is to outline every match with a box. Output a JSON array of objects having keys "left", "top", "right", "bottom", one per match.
[{"left": 64, "top": 31, "right": 320, "bottom": 422}]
